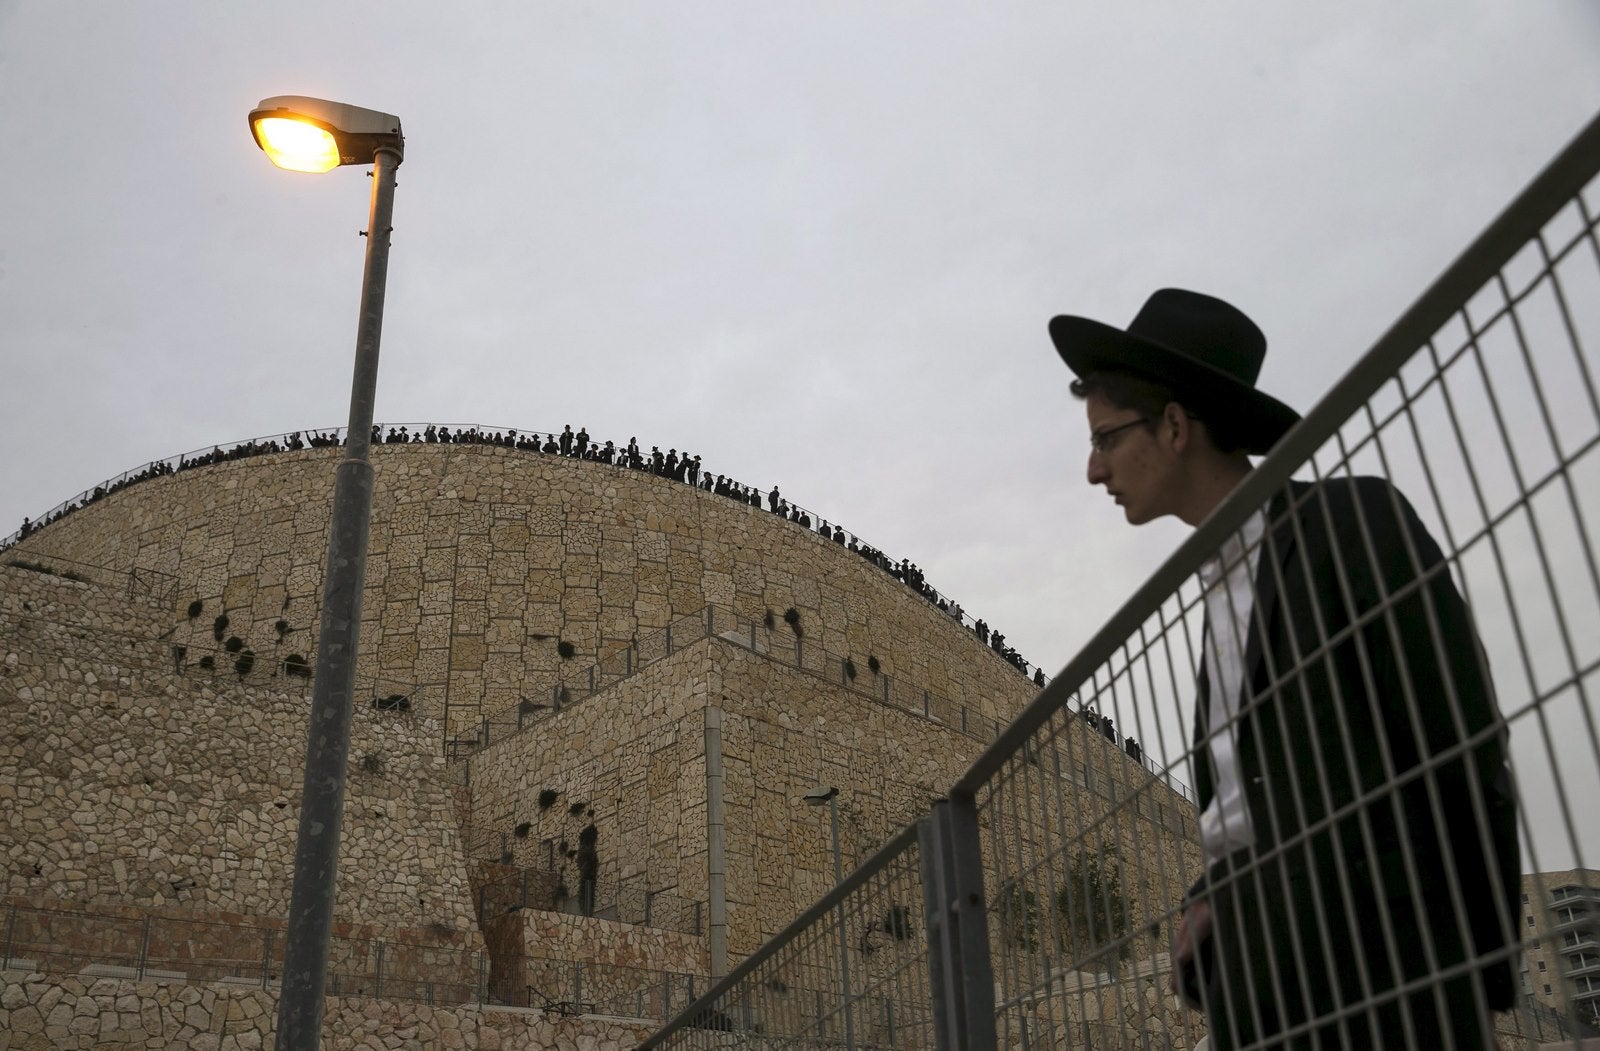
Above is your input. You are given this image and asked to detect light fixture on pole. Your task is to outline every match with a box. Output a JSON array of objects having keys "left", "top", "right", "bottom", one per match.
[
  {"left": 250, "top": 94, "right": 403, "bottom": 1051},
  {"left": 803, "top": 785, "right": 855, "bottom": 1051}
]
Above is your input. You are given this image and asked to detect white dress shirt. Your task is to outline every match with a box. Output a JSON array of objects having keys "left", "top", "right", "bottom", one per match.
[{"left": 1197, "top": 510, "right": 1267, "bottom": 865}]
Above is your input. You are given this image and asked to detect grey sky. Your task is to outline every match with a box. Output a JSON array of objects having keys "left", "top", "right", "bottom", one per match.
[{"left": 3, "top": 3, "right": 1599, "bottom": 864}]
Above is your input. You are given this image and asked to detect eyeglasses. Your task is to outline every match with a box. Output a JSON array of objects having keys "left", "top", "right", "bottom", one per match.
[{"left": 1089, "top": 417, "right": 1149, "bottom": 454}]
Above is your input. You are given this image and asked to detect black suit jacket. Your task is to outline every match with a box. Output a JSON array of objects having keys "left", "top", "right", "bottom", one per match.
[{"left": 1190, "top": 476, "right": 1519, "bottom": 1013}]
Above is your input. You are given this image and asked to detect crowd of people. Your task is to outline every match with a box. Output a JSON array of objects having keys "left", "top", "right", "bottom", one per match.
[{"left": 7, "top": 422, "right": 1048, "bottom": 685}]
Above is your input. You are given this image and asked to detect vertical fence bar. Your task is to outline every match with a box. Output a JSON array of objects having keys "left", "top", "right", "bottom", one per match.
[{"left": 920, "top": 800, "right": 996, "bottom": 1051}]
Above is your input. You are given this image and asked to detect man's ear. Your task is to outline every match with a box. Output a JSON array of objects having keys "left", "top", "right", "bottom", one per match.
[{"left": 1162, "top": 402, "right": 1194, "bottom": 452}]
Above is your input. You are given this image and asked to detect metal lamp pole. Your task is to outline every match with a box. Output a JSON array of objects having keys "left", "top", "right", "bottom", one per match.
[
  {"left": 807, "top": 786, "right": 856, "bottom": 1051},
  {"left": 244, "top": 96, "right": 406, "bottom": 1045}
]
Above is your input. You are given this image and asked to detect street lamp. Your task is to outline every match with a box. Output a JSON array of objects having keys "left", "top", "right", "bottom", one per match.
[
  {"left": 250, "top": 94, "right": 404, "bottom": 1051},
  {"left": 804, "top": 785, "right": 855, "bottom": 1051}
]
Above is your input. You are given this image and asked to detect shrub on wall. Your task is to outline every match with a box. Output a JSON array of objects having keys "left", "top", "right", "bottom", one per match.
[
  {"left": 537, "top": 789, "right": 560, "bottom": 810},
  {"left": 224, "top": 636, "right": 244, "bottom": 654},
  {"left": 187, "top": 600, "right": 203, "bottom": 619},
  {"left": 557, "top": 640, "right": 576, "bottom": 659},
  {"left": 213, "top": 614, "right": 229, "bottom": 641},
  {"left": 282, "top": 653, "right": 310, "bottom": 678},
  {"left": 234, "top": 650, "right": 255, "bottom": 679}
]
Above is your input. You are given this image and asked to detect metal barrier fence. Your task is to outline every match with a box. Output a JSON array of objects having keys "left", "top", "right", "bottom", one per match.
[
  {"left": 2, "top": 549, "right": 180, "bottom": 605},
  {"left": 474, "top": 863, "right": 708, "bottom": 939},
  {"left": 0, "top": 899, "right": 701, "bottom": 1021},
  {"left": 640, "top": 824, "right": 937, "bottom": 1048},
  {"left": 642, "top": 110, "right": 1600, "bottom": 1050}
]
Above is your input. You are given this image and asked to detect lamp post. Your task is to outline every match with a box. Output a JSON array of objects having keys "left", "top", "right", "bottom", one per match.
[
  {"left": 249, "top": 95, "right": 404, "bottom": 1051},
  {"left": 803, "top": 785, "right": 856, "bottom": 1051}
]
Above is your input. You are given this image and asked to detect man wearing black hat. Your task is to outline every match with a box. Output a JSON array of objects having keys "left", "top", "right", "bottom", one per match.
[{"left": 1051, "top": 289, "right": 1518, "bottom": 1050}]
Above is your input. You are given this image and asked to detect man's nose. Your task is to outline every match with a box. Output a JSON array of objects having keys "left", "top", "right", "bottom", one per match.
[{"left": 1086, "top": 452, "right": 1108, "bottom": 486}]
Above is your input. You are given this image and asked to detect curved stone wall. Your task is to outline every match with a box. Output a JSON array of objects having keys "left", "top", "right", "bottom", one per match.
[{"left": 9, "top": 443, "right": 1040, "bottom": 740}]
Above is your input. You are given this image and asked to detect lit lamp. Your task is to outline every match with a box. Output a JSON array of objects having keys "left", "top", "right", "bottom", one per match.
[{"left": 250, "top": 95, "right": 403, "bottom": 1051}]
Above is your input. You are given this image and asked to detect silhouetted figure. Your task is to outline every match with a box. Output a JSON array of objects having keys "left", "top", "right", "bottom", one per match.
[
  {"left": 768, "top": 486, "right": 780, "bottom": 512},
  {"left": 1033, "top": 668, "right": 1045, "bottom": 687},
  {"left": 576, "top": 426, "right": 589, "bottom": 456},
  {"left": 560, "top": 425, "right": 574, "bottom": 455}
]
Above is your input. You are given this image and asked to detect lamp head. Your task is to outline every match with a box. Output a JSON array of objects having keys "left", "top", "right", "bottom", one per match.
[
  {"left": 249, "top": 95, "right": 403, "bottom": 173},
  {"left": 803, "top": 786, "right": 839, "bottom": 806}
]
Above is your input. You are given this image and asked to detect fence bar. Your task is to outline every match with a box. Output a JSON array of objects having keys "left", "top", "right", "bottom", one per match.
[{"left": 921, "top": 798, "right": 997, "bottom": 1051}]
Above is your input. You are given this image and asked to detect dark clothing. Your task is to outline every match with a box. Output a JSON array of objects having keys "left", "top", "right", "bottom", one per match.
[{"left": 1190, "top": 477, "right": 1516, "bottom": 1050}]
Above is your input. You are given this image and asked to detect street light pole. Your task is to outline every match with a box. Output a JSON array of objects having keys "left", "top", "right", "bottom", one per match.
[
  {"left": 806, "top": 786, "right": 856, "bottom": 1051},
  {"left": 248, "top": 96, "right": 404, "bottom": 1051}
]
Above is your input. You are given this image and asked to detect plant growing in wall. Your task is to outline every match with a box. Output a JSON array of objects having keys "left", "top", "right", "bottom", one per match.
[
  {"left": 171, "top": 644, "right": 186, "bottom": 672},
  {"left": 868, "top": 655, "right": 881, "bottom": 675},
  {"left": 360, "top": 752, "right": 385, "bottom": 775},
  {"left": 1053, "top": 844, "right": 1133, "bottom": 970},
  {"left": 274, "top": 619, "right": 290, "bottom": 640},
  {"left": 187, "top": 600, "right": 203, "bottom": 619},
  {"left": 843, "top": 658, "right": 857, "bottom": 680},
  {"left": 282, "top": 654, "right": 311, "bottom": 679},
  {"left": 213, "top": 614, "right": 229, "bottom": 642},
  {"left": 224, "top": 636, "right": 244, "bottom": 654},
  {"left": 995, "top": 883, "right": 1041, "bottom": 952},
  {"left": 373, "top": 694, "right": 410, "bottom": 712},
  {"left": 537, "top": 789, "right": 560, "bottom": 810},
  {"left": 557, "top": 640, "right": 576, "bottom": 659},
  {"left": 234, "top": 650, "right": 255, "bottom": 679},
  {"left": 783, "top": 607, "right": 803, "bottom": 638},
  {"left": 514, "top": 822, "right": 532, "bottom": 838},
  {"left": 763, "top": 609, "right": 775, "bottom": 630},
  {"left": 198, "top": 655, "right": 215, "bottom": 672}
]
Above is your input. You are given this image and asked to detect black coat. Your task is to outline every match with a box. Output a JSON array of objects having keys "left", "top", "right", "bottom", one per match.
[{"left": 1191, "top": 477, "right": 1519, "bottom": 1045}]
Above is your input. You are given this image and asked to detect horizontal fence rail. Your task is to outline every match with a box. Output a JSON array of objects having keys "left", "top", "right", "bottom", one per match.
[{"left": 641, "top": 109, "right": 1600, "bottom": 1050}]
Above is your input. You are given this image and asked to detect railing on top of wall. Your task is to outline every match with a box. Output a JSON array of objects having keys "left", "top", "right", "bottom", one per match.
[{"left": 1, "top": 422, "right": 1045, "bottom": 685}]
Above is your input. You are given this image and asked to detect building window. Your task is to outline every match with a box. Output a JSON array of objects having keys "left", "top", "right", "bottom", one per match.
[
  {"left": 1538, "top": 961, "right": 1546, "bottom": 972},
  {"left": 1532, "top": 939, "right": 1541, "bottom": 949},
  {"left": 1544, "top": 984, "right": 1553, "bottom": 995},
  {"left": 1529, "top": 916, "right": 1537, "bottom": 927},
  {"left": 1523, "top": 893, "right": 1530, "bottom": 905}
]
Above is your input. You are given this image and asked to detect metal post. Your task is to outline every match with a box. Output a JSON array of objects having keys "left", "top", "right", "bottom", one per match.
[
  {"left": 477, "top": 952, "right": 486, "bottom": 1005},
  {"left": 137, "top": 915, "right": 151, "bottom": 978},
  {"left": 276, "top": 144, "right": 401, "bottom": 1050},
  {"left": 918, "top": 798, "right": 996, "bottom": 1051},
  {"left": 827, "top": 794, "right": 857, "bottom": 1051},
  {"left": 572, "top": 960, "right": 583, "bottom": 1011},
  {"left": 374, "top": 941, "right": 384, "bottom": 999},
  {"left": 666, "top": 624, "right": 673, "bottom": 655},
  {"left": 262, "top": 928, "right": 275, "bottom": 989},
  {"left": 2, "top": 904, "right": 15, "bottom": 967}
]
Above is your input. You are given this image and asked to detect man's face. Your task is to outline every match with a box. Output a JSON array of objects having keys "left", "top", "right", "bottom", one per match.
[{"left": 1084, "top": 392, "right": 1175, "bottom": 525}]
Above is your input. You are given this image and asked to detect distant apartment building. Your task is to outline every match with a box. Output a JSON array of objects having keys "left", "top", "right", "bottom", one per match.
[{"left": 1521, "top": 869, "right": 1600, "bottom": 1027}]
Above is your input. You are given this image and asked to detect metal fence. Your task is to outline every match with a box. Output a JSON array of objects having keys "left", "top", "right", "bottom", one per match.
[{"left": 641, "top": 110, "right": 1600, "bottom": 1050}]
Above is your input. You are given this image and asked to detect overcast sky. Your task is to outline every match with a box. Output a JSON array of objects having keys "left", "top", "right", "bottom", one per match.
[{"left": 3, "top": 3, "right": 1599, "bottom": 865}]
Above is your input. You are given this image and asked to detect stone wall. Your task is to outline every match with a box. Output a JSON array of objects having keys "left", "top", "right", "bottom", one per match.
[
  {"left": 6, "top": 443, "right": 1043, "bottom": 740},
  {"left": 0, "top": 564, "right": 478, "bottom": 935},
  {"left": 0, "top": 967, "right": 655, "bottom": 1050}
]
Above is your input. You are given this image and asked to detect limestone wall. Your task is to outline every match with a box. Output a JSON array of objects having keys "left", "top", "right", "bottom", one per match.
[
  {"left": 0, "top": 968, "right": 654, "bottom": 1050},
  {"left": 0, "top": 564, "right": 478, "bottom": 935},
  {"left": 7, "top": 443, "right": 1042, "bottom": 740}
]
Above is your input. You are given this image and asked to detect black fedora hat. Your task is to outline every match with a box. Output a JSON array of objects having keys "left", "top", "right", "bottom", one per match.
[{"left": 1050, "top": 288, "right": 1300, "bottom": 455}]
